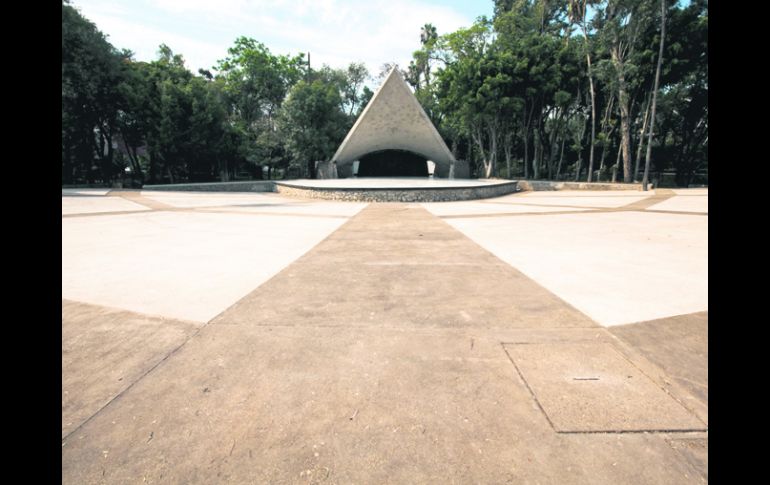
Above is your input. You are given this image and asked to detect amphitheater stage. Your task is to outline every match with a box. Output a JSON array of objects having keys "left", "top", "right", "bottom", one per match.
[{"left": 274, "top": 177, "right": 520, "bottom": 202}]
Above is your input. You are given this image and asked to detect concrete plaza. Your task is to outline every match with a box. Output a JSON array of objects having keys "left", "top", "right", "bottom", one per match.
[{"left": 62, "top": 187, "right": 708, "bottom": 483}]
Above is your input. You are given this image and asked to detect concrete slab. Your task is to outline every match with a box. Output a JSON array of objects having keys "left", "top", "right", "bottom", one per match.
[
  {"left": 212, "top": 205, "right": 596, "bottom": 329},
  {"left": 647, "top": 194, "right": 708, "bottom": 213},
  {"left": 137, "top": 191, "right": 296, "bottom": 208},
  {"left": 62, "top": 195, "right": 708, "bottom": 483},
  {"left": 667, "top": 436, "right": 708, "bottom": 482},
  {"left": 62, "top": 324, "right": 704, "bottom": 484},
  {"left": 423, "top": 199, "right": 586, "bottom": 217},
  {"left": 62, "top": 210, "right": 364, "bottom": 322},
  {"left": 138, "top": 191, "right": 366, "bottom": 217},
  {"left": 62, "top": 195, "right": 151, "bottom": 215},
  {"left": 517, "top": 190, "right": 651, "bottom": 208},
  {"left": 438, "top": 210, "right": 707, "bottom": 326},
  {"left": 62, "top": 188, "right": 111, "bottom": 196},
  {"left": 503, "top": 341, "right": 706, "bottom": 432},
  {"left": 62, "top": 300, "right": 201, "bottom": 439},
  {"left": 672, "top": 188, "right": 709, "bottom": 196},
  {"left": 610, "top": 312, "right": 708, "bottom": 405}
]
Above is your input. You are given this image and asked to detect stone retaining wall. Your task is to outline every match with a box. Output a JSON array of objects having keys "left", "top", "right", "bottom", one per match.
[
  {"left": 137, "top": 179, "right": 643, "bottom": 200},
  {"left": 141, "top": 181, "right": 274, "bottom": 192},
  {"left": 274, "top": 181, "right": 520, "bottom": 202},
  {"left": 517, "top": 180, "right": 643, "bottom": 191}
]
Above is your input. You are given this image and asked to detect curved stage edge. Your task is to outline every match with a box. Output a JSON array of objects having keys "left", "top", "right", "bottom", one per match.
[{"left": 273, "top": 178, "right": 521, "bottom": 202}]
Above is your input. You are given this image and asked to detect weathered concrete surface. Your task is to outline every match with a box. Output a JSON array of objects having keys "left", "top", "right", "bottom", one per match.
[
  {"left": 647, "top": 191, "right": 708, "bottom": 213},
  {"left": 62, "top": 326, "right": 706, "bottom": 484},
  {"left": 212, "top": 204, "right": 596, "bottom": 329},
  {"left": 63, "top": 204, "right": 707, "bottom": 484},
  {"left": 62, "top": 300, "right": 202, "bottom": 439},
  {"left": 667, "top": 436, "right": 708, "bottom": 482},
  {"left": 62, "top": 192, "right": 366, "bottom": 322},
  {"left": 136, "top": 191, "right": 365, "bottom": 217},
  {"left": 504, "top": 341, "right": 705, "bottom": 432},
  {"left": 62, "top": 188, "right": 111, "bottom": 196},
  {"left": 610, "top": 312, "right": 708, "bottom": 406},
  {"left": 62, "top": 193, "right": 151, "bottom": 215},
  {"left": 426, "top": 190, "right": 708, "bottom": 326}
]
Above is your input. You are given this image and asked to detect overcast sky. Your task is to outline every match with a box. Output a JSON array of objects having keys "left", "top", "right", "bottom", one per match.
[{"left": 69, "top": 0, "right": 494, "bottom": 81}]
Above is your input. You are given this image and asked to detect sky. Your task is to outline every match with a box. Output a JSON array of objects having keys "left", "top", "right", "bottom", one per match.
[{"left": 69, "top": 0, "right": 494, "bottom": 80}]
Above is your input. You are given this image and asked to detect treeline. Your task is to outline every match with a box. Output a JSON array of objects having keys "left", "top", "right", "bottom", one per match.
[
  {"left": 62, "top": 0, "right": 707, "bottom": 187},
  {"left": 407, "top": 0, "right": 707, "bottom": 186},
  {"left": 62, "top": 1, "right": 372, "bottom": 185}
]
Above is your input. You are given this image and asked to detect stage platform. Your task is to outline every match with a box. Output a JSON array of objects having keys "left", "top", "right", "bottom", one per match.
[{"left": 273, "top": 178, "right": 520, "bottom": 202}]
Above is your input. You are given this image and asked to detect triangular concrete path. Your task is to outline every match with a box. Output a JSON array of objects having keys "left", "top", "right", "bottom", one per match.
[{"left": 63, "top": 205, "right": 707, "bottom": 483}]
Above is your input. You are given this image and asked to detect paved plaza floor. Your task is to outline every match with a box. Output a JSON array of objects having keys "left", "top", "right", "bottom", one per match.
[{"left": 62, "top": 187, "right": 708, "bottom": 483}]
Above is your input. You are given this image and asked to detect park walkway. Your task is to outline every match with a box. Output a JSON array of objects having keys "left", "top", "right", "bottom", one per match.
[{"left": 63, "top": 201, "right": 707, "bottom": 483}]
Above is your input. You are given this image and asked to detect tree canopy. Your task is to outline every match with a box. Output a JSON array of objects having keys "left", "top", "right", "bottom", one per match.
[{"left": 62, "top": 0, "right": 707, "bottom": 187}]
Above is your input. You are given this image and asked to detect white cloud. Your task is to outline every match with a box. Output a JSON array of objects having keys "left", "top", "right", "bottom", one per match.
[
  {"left": 70, "top": 0, "right": 475, "bottom": 80},
  {"left": 75, "top": 9, "right": 227, "bottom": 72}
]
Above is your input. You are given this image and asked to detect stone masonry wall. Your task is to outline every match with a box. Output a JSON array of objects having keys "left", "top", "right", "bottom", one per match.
[
  {"left": 141, "top": 181, "right": 275, "bottom": 192},
  {"left": 274, "top": 182, "right": 520, "bottom": 202}
]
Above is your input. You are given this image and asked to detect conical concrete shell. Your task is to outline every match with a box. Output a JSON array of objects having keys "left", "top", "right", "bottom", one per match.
[{"left": 332, "top": 67, "right": 456, "bottom": 177}]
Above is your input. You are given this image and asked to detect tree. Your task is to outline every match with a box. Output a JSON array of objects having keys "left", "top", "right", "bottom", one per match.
[
  {"left": 594, "top": 0, "right": 656, "bottom": 183},
  {"left": 343, "top": 62, "right": 370, "bottom": 117},
  {"left": 62, "top": 1, "right": 130, "bottom": 184},
  {"left": 657, "top": 0, "right": 707, "bottom": 186},
  {"left": 569, "top": 0, "right": 598, "bottom": 182},
  {"left": 279, "top": 80, "right": 348, "bottom": 178},
  {"left": 642, "top": 0, "right": 666, "bottom": 190},
  {"left": 418, "top": 23, "right": 439, "bottom": 89},
  {"left": 436, "top": 20, "right": 502, "bottom": 178},
  {"left": 62, "top": 0, "right": 706, "bottom": 188},
  {"left": 215, "top": 38, "right": 306, "bottom": 171}
]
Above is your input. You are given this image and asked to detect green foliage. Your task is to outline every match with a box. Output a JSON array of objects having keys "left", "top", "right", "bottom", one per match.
[
  {"left": 62, "top": 1, "right": 130, "bottom": 184},
  {"left": 278, "top": 80, "right": 348, "bottom": 177},
  {"left": 62, "top": 0, "right": 707, "bottom": 187}
]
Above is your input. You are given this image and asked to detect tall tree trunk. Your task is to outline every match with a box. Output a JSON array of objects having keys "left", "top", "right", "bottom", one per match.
[
  {"left": 533, "top": 133, "right": 541, "bottom": 179},
  {"left": 121, "top": 137, "right": 143, "bottom": 185},
  {"left": 533, "top": 110, "right": 545, "bottom": 179},
  {"left": 504, "top": 133, "right": 513, "bottom": 179},
  {"left": 634, "top": 93, "right": 652, "bottom": 182},
  {"left": 611, "top": 137, "right": 622, "bottom": 183},
  {"left": 581, "top": 18, "right": 597, "bottom": 182},
  {"left": 103, "top": 128, "right": 114, "bottom": 184},
  {"left": 220, "top": 159, "right": 229, "bottom": 182},
  {"left": 467, "top": 135, "right": 474, "bottom": 176},
  {"left": 547, "top": 109, "right": 563, "bottom": 179},
  {"left": 523, "top": 132, "right": 529, "bottom": 179},
  {"left": 598, "top": 94, "right": 615, "bottom": 179},
  {"left": 598, "top": 143, "right": 607, "bottom": 182},
  {"left": 556, "top": 136, "right": 565, "bottom": 179},
  {"left": 307, "top": 159, "right": 316, "bottom": 179},
  {"left": 643, "top": 0, "right": 666, "bottom": 191},
  {"left": 574, "top": 113, "right": 587, "bottom": 182},
  {"left": 472, "top": 125, "right": 490, "bottom": 178},
  {"left": 486, "top": 122, "right": 498, "bottom": 178},
  {"left": 611, "top": 44, "right": 633, "bottom": 183},
  {"left": 522, "top": 102, "right": 535, "bottom": 179}
]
